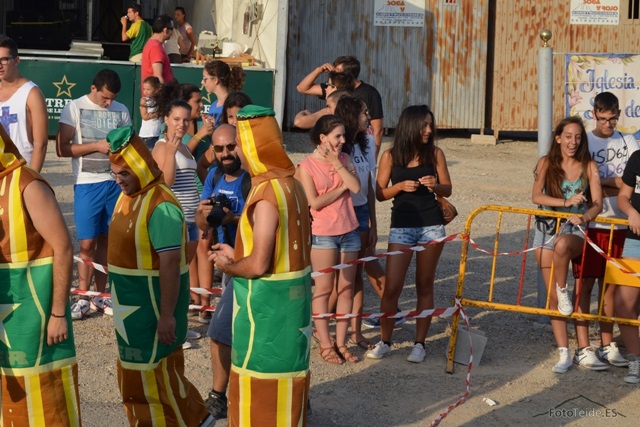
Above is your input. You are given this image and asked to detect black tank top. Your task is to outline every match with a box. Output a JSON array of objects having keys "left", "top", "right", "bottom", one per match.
[{"left": 390, "top": 164, "right": 443, "bottom": 227}]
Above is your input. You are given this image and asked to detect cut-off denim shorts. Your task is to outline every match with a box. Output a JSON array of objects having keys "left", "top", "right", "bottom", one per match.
[
  {"left": 388, "top": 225, "right": 446, "bottom": 246},
  {"left": 354, "top": 204, "right": 370, "bottom": 232},
  {"left": 312, "top": 229, "right": 361, "bottom": 252},
  {"left": 622, "top": 238, "right": 640, "bottom": 258},
  {"left": 533, "top": 221, "right": 584, "bottom": 251}
]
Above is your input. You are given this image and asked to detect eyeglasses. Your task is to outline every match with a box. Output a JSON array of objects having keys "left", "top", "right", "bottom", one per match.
[
  {"left": 0, "top": 56, "right": 14, "bottom": 65},
  {"left": 326, "top": 83, "right": 336, "bottom": 88},
  {"left": 212, "top": 143, "right": 237, "bottom": 153},
  {"left": 201, "top": 76, "right": 215, "bottom": 82},
  {"left": 110, "top": 170, "right": 131, "bottom": 180},
  {"left": 595, "top": 115, "right": 619, "bottom": 125}
]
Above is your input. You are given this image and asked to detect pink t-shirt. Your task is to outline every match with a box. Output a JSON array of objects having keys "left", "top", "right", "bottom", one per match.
[
  {"left": 141, "top": 38, "right": 175, "bottom": 88},
  {"left": 299, "top": 153, "right": 358, "bottom": 236}
]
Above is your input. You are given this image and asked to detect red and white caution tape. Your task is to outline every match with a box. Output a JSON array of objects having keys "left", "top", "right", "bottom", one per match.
[
  {"left": 312, "top": 306, "right": 457, "bottom": 320},
  {"left": 73, "top": 255, "right": 108, "bottom": 274},
  {"left": 578, "top": 225, "right": 640, "bottom": 276},
  {"left": 429, "top": 300, "right": 472, "bottom": 427}
]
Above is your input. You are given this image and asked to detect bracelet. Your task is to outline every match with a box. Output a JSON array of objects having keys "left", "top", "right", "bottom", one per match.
[
  {"left": 50, "top": 312, "right": 66, "bottom": 318},
  {"left": 563, "top": 199, "right": 567, "bottom": 208},
  {"left": 193, "top": 135, "right": 202, "bottom": 143},
  {"left": 584, "top": 213, "right": 592, "bottom": 222}
]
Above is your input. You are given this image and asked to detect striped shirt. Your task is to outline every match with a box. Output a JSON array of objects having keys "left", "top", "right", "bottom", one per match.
[{"left": 168, "top": 143, "right": 200, "bottom": 223}]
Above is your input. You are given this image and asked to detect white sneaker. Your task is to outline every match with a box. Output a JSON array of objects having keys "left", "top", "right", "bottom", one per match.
[
  {"left": 187, "top": 329, "right": 201, "bottom": 340},
  {"left": 182, "top": 341, "right": 193, "bottom": 350},
  {"left": 91, "top": 296, "right": 113, "bottom": 316},
  {"left": 598, "top": 342, "right": 629, "bottom": 367},
  {"left": 556, "top": 284, "right": 574, "bottom": 316},
  {"left": 70, "top": 299, "right": 91, "bottom": 320},
  {"left": 624, "top": 356, "right": 640, "bottom": 384},
  {"left": 552, "top": 347, "right": 572, "bottom": 373},
  {"left": 366, "top": 341, "right": 392, "bottom": 359},
  {"left": 574, "top": 347, "right": 609, "bottom": 371},
  {"left": 407, "top": 343, "right": 426, "bottom": 363}
]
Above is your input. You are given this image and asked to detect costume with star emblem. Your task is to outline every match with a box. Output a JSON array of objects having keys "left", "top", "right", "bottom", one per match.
[
  {"left": 106, "top": 126, "right": 209, "bottom": 426},
  {"left": 0, "top": 125, "right": 80, "bottom": 426},
  {"left": 229, "top": 106, "right": 312, "bottom": 426}
]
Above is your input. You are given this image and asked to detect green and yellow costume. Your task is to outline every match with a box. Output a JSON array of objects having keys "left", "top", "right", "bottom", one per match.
[
  {"left": 107, "top": 127, "right": 209, "bottom": 426},
  {"left": 229, "top": 106, "right": 312, "bottom": 426},
  {"left": 0, "top": 126, "right": 80, "bottom": 426}
]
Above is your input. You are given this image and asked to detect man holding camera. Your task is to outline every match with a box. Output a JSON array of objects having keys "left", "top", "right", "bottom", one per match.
[{"left": 195, "top": 124, "right": 250, "bottom": 420}]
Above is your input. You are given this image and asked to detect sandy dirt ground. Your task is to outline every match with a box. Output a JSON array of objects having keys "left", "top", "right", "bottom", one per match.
[{"left": 40, "top": 132, "right": 640, "bottom": 426}]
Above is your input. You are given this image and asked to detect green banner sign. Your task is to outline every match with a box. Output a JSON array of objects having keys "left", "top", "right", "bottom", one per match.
[{"left": 19, "top": 58, "right": 275, "bottom": 136}]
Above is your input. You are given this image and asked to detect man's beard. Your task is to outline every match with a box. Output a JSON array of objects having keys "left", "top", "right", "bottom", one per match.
[{"left": 220, "top": 155, "right": 242, "bottom": 175}]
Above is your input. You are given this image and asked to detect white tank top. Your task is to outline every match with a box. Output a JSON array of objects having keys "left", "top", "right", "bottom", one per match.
[{"left": 0, "top": 81, "right": 37, "bottom": 164}]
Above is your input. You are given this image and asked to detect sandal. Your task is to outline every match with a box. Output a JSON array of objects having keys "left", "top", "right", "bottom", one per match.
[
  {"left": 349, "top": 337, "right": 374, "bottom": 350},
  {"left": 335, "top": 345, "right": 359, "bottom": 364},
  {"left": 313, "top": 330, "right": 335, "bottom": 346},
  {"left": 319, "top": 347, "right": 343, "bottom": 365}
]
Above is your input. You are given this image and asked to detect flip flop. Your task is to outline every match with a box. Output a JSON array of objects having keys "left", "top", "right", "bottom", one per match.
[{"left": 349, "top": 338, "right": 374, "bottom": 350}]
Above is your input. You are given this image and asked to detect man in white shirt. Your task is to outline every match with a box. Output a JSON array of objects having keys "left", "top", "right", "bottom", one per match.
[
  {"left": 572, "top": 91, "right": 639, "bottom": 369},
  {"left": 56, "top": 69, "right": 132, "bottom": 320}
]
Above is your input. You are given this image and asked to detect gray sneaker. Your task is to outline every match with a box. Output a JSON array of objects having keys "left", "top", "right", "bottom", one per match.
[
  {"left": 624, "top": 356, "right": 640, "bottom": 384},
  {"left": 366, "top": 341, "right": 392, "bottom": 359},
  {"left": 574, "top": 347, "right": 609, "bottom": 371},
  {"left": 204, "top": 391, "right": 228, "bottom": 419},
  {"left": 598, "top": 342, "right": 629, "bottom": 367}
]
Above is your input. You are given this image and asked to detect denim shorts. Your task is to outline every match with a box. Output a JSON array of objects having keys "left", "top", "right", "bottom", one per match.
[
  {"left": 533, "top": 221, "right": 584, "bottom": 251},
  {"left": 207, "top": 275, "right": 233, "bottom": 346},
  {"left": 388, "top": 225, "right": 446, "bottom": 246},
  {"left": 312, "top": 230, "right": 361, "bottom": 252},
  {"left": 354, "top": 204, "right": 370, "bottom": 232},
  {"left": 186, "top": 222, "right": 199, "bottom": 242},
  {"left": 622, "top": 238, "right": 640, "bottom": 258}
]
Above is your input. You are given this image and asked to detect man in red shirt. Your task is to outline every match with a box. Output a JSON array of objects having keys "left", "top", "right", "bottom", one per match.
[{"left": 141, "top": 15, "right": 175, "bottom": 87}]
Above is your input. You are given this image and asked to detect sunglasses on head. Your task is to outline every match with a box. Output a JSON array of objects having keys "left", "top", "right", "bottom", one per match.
[{"left": 212, "top": 143, "right": 237, "bottom": 153}]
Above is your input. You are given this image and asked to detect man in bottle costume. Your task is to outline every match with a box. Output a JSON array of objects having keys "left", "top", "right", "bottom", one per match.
[
  {"left": 106, "top": 126, "right": 212, "bottom": 426},
  {"left": 209, "top": 106, "right": 312, "bottom": 426},
  {"left": 0, "top": 125, "right": 80, "bottom": 425}
]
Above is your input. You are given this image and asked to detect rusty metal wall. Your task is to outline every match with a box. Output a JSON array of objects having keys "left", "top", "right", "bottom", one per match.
[
  {"left": 285, "top": 0, "right": 489, "bottom": 130},
  {"left": 492, "top": 0, "right": 640, "bottom": 134}
]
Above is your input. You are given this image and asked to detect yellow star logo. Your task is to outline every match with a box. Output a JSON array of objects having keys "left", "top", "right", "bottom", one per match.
[
  {"left": 201, "top": 86, "right": 214, "bottom": 104},
  {"left": 52, "top": 75, "right": 77, "bottom": 98},
  {"left": 0, "top": 303, "right": 21, "bottom": 348},
  {"left": 111, "top": 281, "right": 141, "bottom": 345}
]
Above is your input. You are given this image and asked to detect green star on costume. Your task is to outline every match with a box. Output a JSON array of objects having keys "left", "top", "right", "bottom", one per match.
[
  {"left": 0, "top": 303, "right": 21, "bottom": 347},
  {"left": 111, "top": 281, "right": 141, "bottom": 346}
]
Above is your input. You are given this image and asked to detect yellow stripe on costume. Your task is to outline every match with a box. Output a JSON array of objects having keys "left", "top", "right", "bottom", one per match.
[
  {"left": 146, "top": 275, "right": 161, "bottom": 367},
  {"left": 26, "top": 267, "right": 46, "bottom": 366},
  {"left": 237, "top": 120, "right": 268, "bottom": 175},
  {"left": 0, "top": 136, "right": 18, "bottom": 169},
  {"left": 123, "top": 143, "right": 155, "bottom": 188},
  {"left": 0, "top": 256, "right": 54, "bottom": 269},
  {"left": 277, "top": 378, "right": 293, "bottom": 427},
  {"left": 142, "top": 369, "right": 166, "bottom": 427},
  {"left": 161, "top": 358, "right": 186, "bottom": 426},
  {"left": 136, "top": 189, "right": 155, "bottom": 269},
  {"left": 239, "top": 374, "right": 252, "bottom": 426},
  {"left": 9, "top": 168, "right": 29, "bottom": 263},
  {"left": 0, "top": 357, "right": 78, "bottom": 376},
  {"left": 231, "top": 365, "right": 309, "bottom": 380},
  {"left": 61, "top": 365, "right": 81, "bottom": 427},
  {"left": 25, "top": 372, "right": 45, "bottom": 426},
  {"left": 107, "top": 263, "right": 189, "bottom": 276},
  {"left": 242, "top": 279, "right": 257, "bottom": 370},
  {"left": 271, "top": 180, "right": 291, "bottom": 273}
]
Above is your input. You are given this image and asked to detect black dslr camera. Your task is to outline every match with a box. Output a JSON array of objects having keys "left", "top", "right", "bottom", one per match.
[{"left": 206, "top": 194, "right": 233, "bottom": 229}]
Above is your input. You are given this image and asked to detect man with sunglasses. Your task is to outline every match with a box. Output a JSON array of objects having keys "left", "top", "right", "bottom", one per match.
[
  {"left": 56, "top": 69, "right": 131, "bottom": 320},
  {"left": 195, "top": 124, "right": 250, "bottom": 420},
  {"left": 572, "top": 91, "right": 640, "bottom": 370}
]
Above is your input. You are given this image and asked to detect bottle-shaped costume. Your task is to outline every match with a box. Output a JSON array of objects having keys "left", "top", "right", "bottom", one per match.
[
  {"left": 0, "top": 125, "right": 81, "bottom": 426},
  {"left": 229, "top": 106, "right": 312, "bottom": 426},
  {"left": 106, "top": 126, "right": 210, "bottom": 426}
]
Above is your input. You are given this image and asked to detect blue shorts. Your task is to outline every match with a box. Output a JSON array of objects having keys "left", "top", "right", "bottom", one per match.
[
  {"left": 186, "top": 222, "right": 199, "bottom": 242},
  {"left": 354, "top": 204, "right": 370, "bottom": 232},
  {"left": 207, "top": 275, "right": 233, "bottom": 346},
  {"left": 533, "top": 221, "right": 584, "bottom": 251},
  {"left": 388, "top": 225, "right": 446, "bottom": 246},
  {"left": 141, "top": 136, "right": 159, "bottom": 151},
  {"left": 312, "top": 230, "right": 361, "bottom": 252},
  {"left": 74, "top": 181, "right": 120, "bottom": 240},
  {"left": 622, "top": 238, "right": 640, "bottom": 258}
]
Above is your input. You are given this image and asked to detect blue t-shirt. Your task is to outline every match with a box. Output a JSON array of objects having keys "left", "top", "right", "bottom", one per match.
[{"left": 201, "top": 167, "right": 248, "bottom": 245}]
